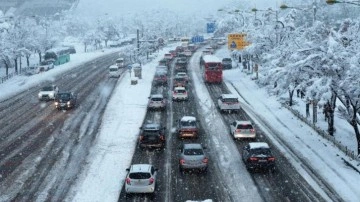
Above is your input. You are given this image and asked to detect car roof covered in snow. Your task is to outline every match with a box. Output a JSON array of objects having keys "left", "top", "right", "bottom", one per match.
[
  {"left": 249, "top": 142, "right": 270, "bottom": 149},
  {"left": 180, "top": 116, "right": 196, "bottom": 122}
]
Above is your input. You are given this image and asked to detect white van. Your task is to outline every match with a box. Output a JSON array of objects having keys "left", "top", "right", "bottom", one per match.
[
  {"left": 116, "top": 58, "right": 125, "bottom": 68},
  {"left": 109, "top": 65, "right": 121, "bottom": 78}
]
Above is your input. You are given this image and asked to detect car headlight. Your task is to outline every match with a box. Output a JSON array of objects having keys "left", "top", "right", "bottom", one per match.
[
  {"left": 38, "top": 93, "right": 41, "bottom": 97},
  {"left": 55, "top": 102, "right": 59, "bottom": 105},
  {"left": 49, "top": 93, "right": 54, "bottom": 97},
  {"left": 67, "top": 101, "right": 71, "bottom": 105}
]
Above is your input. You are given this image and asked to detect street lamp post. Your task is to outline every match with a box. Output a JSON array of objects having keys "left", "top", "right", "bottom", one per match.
[
  {"left": 326, "top": 0, "right": 360, "bottom": 6},
  {"left": 280, "top": 3, "right": 317, "bottom": 25}
]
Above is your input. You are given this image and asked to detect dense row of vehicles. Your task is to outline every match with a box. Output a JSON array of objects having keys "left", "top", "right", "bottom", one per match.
[{"left": 123, "top": 40, "right": 276, "bottom": 197}]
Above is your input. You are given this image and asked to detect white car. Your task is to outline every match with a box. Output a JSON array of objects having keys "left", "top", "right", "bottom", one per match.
[
  {"left": 147, "top": 94, "right": 166, "bottom": 110},
  {"left": 229, "top": 120, "right": 256, "bottom": 140},
  {"left": 38, "top": 59, "right": 55, "bottom": 71},
  {"left": 172, "top": 86, "right": 188, "bottom": 101},
  {"left": 218, "top": 94, "right": 241, "bottom": 113},
  {"left": 38, "top": 85, "right": 59, "bottom": 101},
  {"left": 175, "top": 72, "right": 189, "bottom": 82},
  {"left": 125, "top": 164, "right": 157, "bottom": 194}
]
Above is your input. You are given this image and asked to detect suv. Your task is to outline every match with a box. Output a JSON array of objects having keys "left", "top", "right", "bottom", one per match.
[
  {"left": 218, "top": 94, "right": 241, "bottom": 113},
  {"left": 177, "top": 116, "right": 198, "bottom": 139},
  {"left": 147, "top": 94, "right": 166, "bottom": 110},
  {"left": 242, "top": 142, "right": 275, "bottom": 172},
  {"left": 221, "top": 58, "right": 232, "bottom": 69},
  {"left": 175, "top": 57, "right": 187, "bottom": 72},
  {"left": 229, "top": 120, "right": 256, "bottom": 140},
  {"left": 38, "top": 85, "right": 59, "bottom": 101},
  {"left": 54, "top": 92, "right": 77, "bottom": 110},
  {"left": 139, "top": 123, "right": 166, "bottom": 149},
  {"left": 125, "top": 164, "right": 158, "bottom": 194},
  {"left": 172, "top": 86, "right": 188, "bottom": 101},
  {"left": 153, "top": 72, "right": 168, "bottom": 86},
  {"left": 179, "top": 143, "right": 208, "bottom": 172}
]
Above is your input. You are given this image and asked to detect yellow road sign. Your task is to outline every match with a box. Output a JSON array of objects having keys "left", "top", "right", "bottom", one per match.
[{"left": 228, "top": 33, "right": 250, "bottom": 50}]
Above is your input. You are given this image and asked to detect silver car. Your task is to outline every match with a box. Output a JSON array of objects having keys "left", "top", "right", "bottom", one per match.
[
  {"left": 125, "top": 164, "right": 158, "bottom": 194},
  {"left": 229, "top": 120, "right": 256, "bottom": 140},
  {"left": 179, "top": 143, "right": 208, "bottom": 172},
  {"left": 147, "top": 94, "right": 166, "bottom": 110}
]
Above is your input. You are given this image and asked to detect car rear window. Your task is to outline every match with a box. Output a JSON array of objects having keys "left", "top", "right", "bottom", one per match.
[
  {"left": 180, "top": 121, "right": 196, "bottom": 127},
  {"left": 184, "top": 149, "right": 203, "bottom": 155},
  {"left": 237, "top": 124, "right": 253, "bottom": 130},
  {"left": 129, "top": 172, "right": 151, "bottom": 179},
  {"left": 176, "top": 89, "right": 186, "bottom": 94},
  {"left": 251, "top": 148, "right": 271, "bottom": 155},
  {"left": 42, "top": 86, "right": 54, "bottom": 91},
  {"left": 222, "top": 98, "right": 238, "bottom": 103},
  {"left": 151, "top": 97, "right": 163, "bottom": 101}
]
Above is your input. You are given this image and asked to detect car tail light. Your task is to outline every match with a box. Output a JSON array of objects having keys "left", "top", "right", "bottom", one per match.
[
  {"left": 250, "top": 129, "right": 255, "bottom": 133},
  {"left": 149, "top": 178, "right": 155, "bottom": 185},
  {"left": 249, "top": 157, "right": 258, "bottom": 161},
  {"left": 139, "top": 136, "right": 143, "bottom": 141},
  {"left": 180, "top": 159, "right": 185, "bottom": 165},
  {"left": 126, "top": 178, "right": 131, "bottom": 185},
  {"left": 268, "top": 157, "right": 275, "bottom": 161},
  {"left": 235, "top": 129, "right": 241, "bottom": 133},
  {"left": 202, "top": 157, "right": 209, "bottom": 163},
  {"left": 160, "top": 135, "right": 165, "bottom": 141}
]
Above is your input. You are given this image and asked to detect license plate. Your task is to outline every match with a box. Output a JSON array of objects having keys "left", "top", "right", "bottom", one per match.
[{"left": 258, "top": 160, "right": 267, "bottom": 163}]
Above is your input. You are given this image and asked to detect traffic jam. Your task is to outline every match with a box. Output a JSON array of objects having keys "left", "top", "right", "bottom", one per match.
[{"left": 117, "top": 37, "right": 321, "bottom": 202}]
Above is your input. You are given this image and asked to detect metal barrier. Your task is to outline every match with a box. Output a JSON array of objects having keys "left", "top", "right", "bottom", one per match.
[{"left": 283, "top": 103, "right": 360, "bottom": 161}]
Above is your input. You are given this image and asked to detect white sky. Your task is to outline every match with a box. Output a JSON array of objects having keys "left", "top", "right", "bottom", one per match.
[
  {"left": 74, "top": 0, "right": 283, "bottom": 18},
  {"left": 1, "top": 43, "right": 359, "bottom": 201}
]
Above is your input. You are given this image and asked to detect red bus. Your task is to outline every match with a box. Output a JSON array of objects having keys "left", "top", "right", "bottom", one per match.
[{"left": 201, "top": 55, "right": 223, "bottom": 83}]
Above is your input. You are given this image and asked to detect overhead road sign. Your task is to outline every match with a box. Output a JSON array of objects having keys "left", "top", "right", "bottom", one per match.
[{"left": 227, "top": 33, "right": 250, "bottom": 50}]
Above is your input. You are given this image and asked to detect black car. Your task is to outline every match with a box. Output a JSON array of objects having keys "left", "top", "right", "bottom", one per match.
[
  {"left": 221, "top": 58, "right": 232, "bottom": 69},
  {"left": 139, "top": 123, "right": 166, "bottom": 149},
  {"left": 54, "top": 92, "right": 77, "bottom": 110},
  {"left": 242, "top": 142, "right": 276, "bottom": 172}
]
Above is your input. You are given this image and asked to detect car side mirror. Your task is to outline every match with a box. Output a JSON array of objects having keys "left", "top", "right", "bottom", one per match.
[
  {"left": 163, "top": 127, "right": 166, "bottom": 130},
  {"left": 203, "top": 146, "right": 207, "bottom": 150},
  {"left": 126, "top": 168, "right": 130, "bottom": 171},
  {"left": 139, "top": 127, "right": 143, "bottom": 129},
  {"left": 155, "top": 168, "right": 158, "bottom": 171}
]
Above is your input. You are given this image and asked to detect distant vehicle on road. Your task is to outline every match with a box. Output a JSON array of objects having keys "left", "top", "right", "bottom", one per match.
[
  {"left": 153, "top": 72, "right": 168, "bottom": 86},
  {"left": 38, "top": 59, "right": 55, "bottom": 71},
  {"left": 242, "top": 142, "right": 276, "bottom": 172},
  {"left": 125, "top": 164, "right": 158, "bottom": 194},
  {"left": 44, "top": 47, "right": 71, "bottom": 66},
  {"left": 38, "top": 85, "right": 59, "bottom": 101},
  {"left": 218, "top": 94, "right": 241, "bottom": 113},
  {"left": 229, "top": 120, "right": 256, "bottom": 140},
  {"left": 54, "top": 92, "right": 77, "bottom": 110},
  {"left": 221, "top": 58, "right": 233, "bottom": 69},
  {"left": 116, "top": 58, "right": 125, "bottom": 68},
  {"left": 201, "top": 55, "right": 223, "bottom": 83},
  {"left": 179, "top": 143, "right": 208, "bottom": 172},
  {"left": 147, "top": 94, "right": 166, "bottom": 111},
  {"left": 177, "top": 116, "right": 198, "bottom": 139},
  {"left": 108, "top": 65, "right": 121, "bottom": 78},
  {"left": 138, "top": 123, "right": 166, "bottom": 149},
  {"left": 172, "top": 86, "right": 188, "bottom": 101}
]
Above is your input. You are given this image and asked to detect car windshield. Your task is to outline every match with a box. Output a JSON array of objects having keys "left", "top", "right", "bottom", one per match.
[
  {"left": 129, "top": 172, "right": 151, "bottom": 179},
  {"left": 42, "top": 86, "right": 54, "bottom": 91},
  {"left": 57, "top": 93, "right": 70, "bottom": 99},
  {"left": 180, "top": 121, "right": 196, "bottom": 127},
  {"left": 184, "top": 149, "right": 203, "bottom": 155},
  {"left": 175, "top": 78, "right": 185, "bottom": 82},
  {"left": 222, "top": 58, "right": 231, "bottom": 62},
  {"left": 237, "top": 124, "right": 253, "bottom": 130}
]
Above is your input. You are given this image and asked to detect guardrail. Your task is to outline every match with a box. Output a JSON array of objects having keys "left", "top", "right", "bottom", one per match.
[
  {"left": 0, "top": 66, "right": 34, "bottom": 84},
  {"left": 283, "top": 103, "right": 360, "bottom": 162}
]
